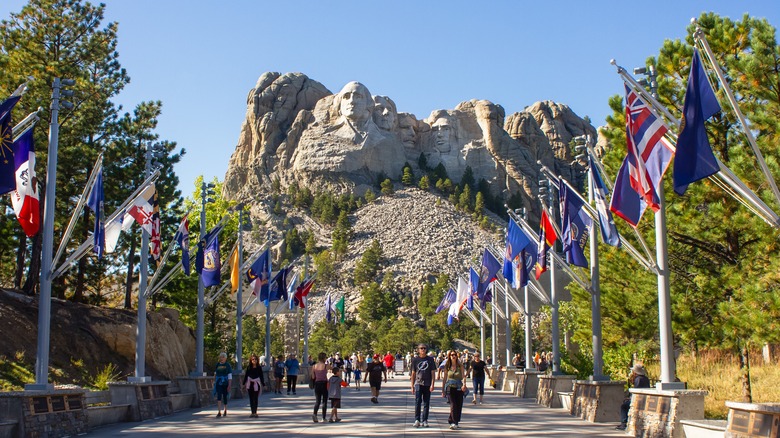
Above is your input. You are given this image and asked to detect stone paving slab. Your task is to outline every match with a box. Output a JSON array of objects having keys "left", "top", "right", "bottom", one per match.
[{"left": 85, "top": 374, "right": 627, "bottom": 437}]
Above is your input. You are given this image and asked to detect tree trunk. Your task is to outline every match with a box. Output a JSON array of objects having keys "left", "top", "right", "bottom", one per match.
[
  {"left": 124, "top": 232, "right": 137, "bottom": 309},
  {"left": 14, "top": 232, "right": 28, "bottom": 289},
  {"left": 739, "top": 341, "right": 752, "bottom": 403}
]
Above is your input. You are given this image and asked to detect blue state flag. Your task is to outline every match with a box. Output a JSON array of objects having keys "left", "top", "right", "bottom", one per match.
[
  {"left": 0, "top": 95, "right": 22, "bottom": 195},
  {"left": 590, "top": 161, "right": 621, "bottom": 247},
  {"left": 477, "top": 248, "right": 501, "bottom": 302},
  {"left": 268, "top": 265, "right": 292, "bottom": 304},
  {"left": 610, "top": 157, "right": 648, "bottom": 227},
  {"left": 86, "top": 166, "right": 105, "bottom": 258},
  {"left": 197, "top": 226, "right": 222, "bottom": 287},
  {"left": 435, "top": 288, "right": 457, "bottom": 314},
  {"left": 673, "top": 48, "right": 721, "bottom": 195},
  {"left": 468, "top": 268, "right": 479, "bottom": 311},
  {"left": 176, "top": 216, "right": 190, "bottom": 275},
  {"left": 518, "top": 245, "right": 537, "bottom": 288},
  {"left": 502, "top": 219, "right": 533, "bottom": 287},
  {"left": 247, "top": 249, "right": 271, "bottom": 299},
  {"left": 559, "top": 179, "right": 591, "bottom": 268}
]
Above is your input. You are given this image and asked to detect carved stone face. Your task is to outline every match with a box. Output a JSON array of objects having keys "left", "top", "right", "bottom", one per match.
[
  {"left": 398, "top": 114, "right": 417, "bottom": 148},
  {"left": 432, "top": 117, "right": 454, "bottom": 152},
  {"left": 338, "top": 82, "right": 372, "bottom": 127},
  {"left": 373, "top": 96, "right": 397, "bottom": 131}
]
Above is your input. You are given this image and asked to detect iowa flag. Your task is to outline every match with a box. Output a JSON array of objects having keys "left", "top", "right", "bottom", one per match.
[{"left": 10, "top": 128, "right": 40, "bottom": 237}]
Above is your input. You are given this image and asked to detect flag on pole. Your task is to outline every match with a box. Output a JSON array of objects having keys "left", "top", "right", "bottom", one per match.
[
  {"left": 0, "top": 95, "right": 22, "bottom": 195},
  {"left": 480, "top": 283, "right": 493, "bottom": 310},
  {"left": 268, "top": 265, "right": 292, "bottom": 304},
  {"left": 335, "top": 296, "right": 345, "bottom": 323},
  {"left": 535, "top": 209, "right": 557, "bottom": 280},
  {"left": 293, "top": 277, "right": 315, "bottom": 308},
  {"left": 176, "top": 215, "right": 190, "bottom": 275},
  {"left": 247, "top": 249, "right": 271, "bottom": 298},
  {"left": 477, "top": 248, "right": 501, "bottom": 302},
  {"left": 10, "top": 127, "right": 40, "bottom": 237},
  {"left": 610, "top": 157, "right": 649, "bottom": 227},
  {"left": 286, "top": 272, "right": 300, "bottom": 310},
  {"left": 229, "top": 247, "right": 240, "bottom": 293},
  {"left": 435, "top": 288, "right": 457, "bottom": 314},
  {"left": 448, "top": 277, "right": 470, "bottom": 325},
  {"left": 673, "top": 48, "right": 721, "bottom": 195},
  {"left": 86, "top": 166, "right": 105, "bottom": 258},
  {"left": 559, "top": 180, "right": 591, "bottom": 268},
  {"left": 518, "top": 245, "right": 537, "bottom": 288},
  {"left": 468, "top": 267, "right": 479, "bottom": 311},
  {"left": 197, "top": 226, "right": 221, "bottom": 288},
  {"left": 623, "top": 84, "right": 674, "bottom": 212},
  {"left": 325, "top": 293, "right": 333, "bottom": 323},
  {"left": 126, "top": 184, "right": 156, "bottom": 235},
  {"left": 590, "top": 161, "right": 620, "bottom": 246},
  {"left": 502, "top": 218, "right": 533, "bottom": 288}
]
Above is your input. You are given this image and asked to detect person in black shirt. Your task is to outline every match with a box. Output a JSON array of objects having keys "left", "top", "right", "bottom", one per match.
[
  {"left": 242, "top": 354, "right": 265, "bottom": 417},
  {"left": 466, "top": 352, "right": 491, "bottom": 404},
  {"left": 410, "top": 344, "right": 436, "bottom": 427},
  {"left": 364, "top": 354, "right": 387, "bottom": 404},
  {"left": 616, "top": 364, "right": 651, "bottom": 430}
]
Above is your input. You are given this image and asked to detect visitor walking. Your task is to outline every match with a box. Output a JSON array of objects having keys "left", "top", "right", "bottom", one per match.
[
  {"left": 354, "top": 353, "right": 364, "bottom": 391},
  {"left": 442, "top": 350, "right": 467, "bottom": 429},
  {"left": 311, "top": 352, "right": 329, "bottom": 423},
  {"left": 383, "top": 351, "right": 395, "bottom": 378},
  {"left": 214, "top": 352, "right": 232, "bottom": 418},
  {"left": 344, "top": 355, "right": 353, "bottom": 384},
  {"left": 285, "top": 353, "right": 300, "bottom": 395},
  {"left": 364, "top": 353, "right": 387, "bottom": 404},
  {"left": 273, "top": 354, "right": 285, "bottom": 394},
  {"left": 327, "top": 367, "right": 344, "bottom": 422},
  {"left": 467, "top": 352, "right": 491, "bottom": 404},
  {"left": 410, "top": 343, "right": 436, "bottom": 428},
  {"left": 243, "top": 354, "right": 265, "bottom": 417}
]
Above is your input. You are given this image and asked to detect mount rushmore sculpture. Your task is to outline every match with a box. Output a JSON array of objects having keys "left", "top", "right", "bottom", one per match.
[{"left": 223, "top": 72, "right": 598, "bottom": 219}]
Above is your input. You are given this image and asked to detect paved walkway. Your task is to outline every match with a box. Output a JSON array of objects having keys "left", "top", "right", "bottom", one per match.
[{"left": 86, "top": 375, "right": 627, "bottom": 437}]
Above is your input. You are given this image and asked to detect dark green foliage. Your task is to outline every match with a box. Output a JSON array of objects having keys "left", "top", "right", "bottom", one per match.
[
  {"left": 401, "top": 164, "right": 414, "bottom": 186},
  {"left": 353, "top": 239, "right": 383, "bottom": 286},
  {"left": 380, "top": 179, "right": 394, "bottom": 195},
  {"left": 331, "top": 210, "right": 352, "bottom": 257},
  {"left": 418, "top": 175, "right": 430, "bottom": 191},
  {"left": 364, "top": 189, "right": 376, "bottom": 203},
  {"left": 417, "top": 152, "right": 429, "bottom": 171},
  {"left": 460, "top": 166, "right": 476, "bottom": 190}
]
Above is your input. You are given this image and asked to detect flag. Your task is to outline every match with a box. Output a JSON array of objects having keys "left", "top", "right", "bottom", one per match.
[
  {"left": 623, "top": 84, "right": 674, "bottom": 213},
  {"left": 559, "top": 180, "right": 591, "bottom": 268},
  {"left": 287, "top": 272, "right": 300, "bottom": 310},
  {"left": 325, "top": 293, "right": 333, "bottom": 323},
  {"left": 86, "top": 166, "right": 105, "bottom": 258},
  {"left": 502, "top": 218, "right": 533, "bottom": 287},
  {"left": 468, "top": 268, "right": 479, "bottom": 311},
  {"left": 609, "top": 157, "right": 649, "bottom": 227},
  {"left": 150, "top": 190, "right": 161, "bottom": 262},
  {"left": 435, "top": 288, "right": 457, "bottom": 314},
  {"left": 590, "top": 161, "right": 620, "bottom": 247},
  {"left": 293, "top": 277, "right": 315, "bottom": 308},
  {"left": 477, "top": 248, "right": 501, "bottom": 302},
  {"left": 126, "top": 184, "right": 156, "bottom": 235},
  {"left": 9, "top": 127, "right": 40, "bottom": 237},
  {"left": 0, "top": 95, "right": 22, "bottom": 195},
  {"left": 535, "top": 209, "right": 557, "bottom": 280},
  {"left": 480, "top": 283, "right": 493, "bottom": 310},
  {"left": 247, "top": 249, "right": 271, "bottom": 298},
  {"left": 176, "top": 215, "right": 190, "bottom": 275},
  {"left": 518, "top": 245, "right": 537, "bottom": 288},
  {"left": 448, "top": 277, "right": 470, "bottom": 325},
  {"left": 335, "top": 296, "right": 345, "bottom": 323},
  {"left": 673, "top": 48, "right": 721, "bottom": 195},
  {"left": 229, "top": 247, "right": 240, "bottom": 293},
  {"left": 268, "top": 265, "right": 292, "bottom": 304},
  {"left": 197, "top": 225, "right": 221, "bottom": 288}
]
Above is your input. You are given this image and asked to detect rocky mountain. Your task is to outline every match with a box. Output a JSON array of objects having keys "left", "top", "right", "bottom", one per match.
[{"left": 223, "top": 72, "right": 598, "bottom": 223}]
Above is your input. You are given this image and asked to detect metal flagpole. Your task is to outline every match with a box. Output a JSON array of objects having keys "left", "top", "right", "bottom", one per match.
[
  {"left": 505, "top": 279, "right": 511, "bottom": 368},
  {"left": 491, "top": 302, "right": 496, "bottom": 365},
  {"left": 235, "top": 208, "right": 245, "bottom": 372},
  {"left": 28, "top": 78, "right": 73, "bottom": 390},
  {"left": 524, "top": 284, "right": 533, "bottom": 370},
  {"left": 480, "top": 311, "right": 485, "bottom": 358},
  {"left": 550, "top": 250, "right": 561, "bottom": 374},
  {"left": 303, "top": 256, "right": 310, "bottom": 365}
]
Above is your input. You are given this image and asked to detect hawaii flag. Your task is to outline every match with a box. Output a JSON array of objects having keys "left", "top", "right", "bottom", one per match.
[{"left": 10, "top": 128, "right": 39, "bottom": 237}]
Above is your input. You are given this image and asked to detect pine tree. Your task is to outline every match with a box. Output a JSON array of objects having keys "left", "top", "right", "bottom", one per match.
[
  {"left": 419, "top": 175, "right": 430, "bottom": 191},
  {"left": 401, "top": 166, "right": 414, "bottom": 186},
  {"left": 380, "top": 179, "right": 394, "bottom": 195}
]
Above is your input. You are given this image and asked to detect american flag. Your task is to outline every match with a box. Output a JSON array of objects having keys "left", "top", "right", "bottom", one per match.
[{"left": 624, "top": 84, "right": 674, "bottom": 212}]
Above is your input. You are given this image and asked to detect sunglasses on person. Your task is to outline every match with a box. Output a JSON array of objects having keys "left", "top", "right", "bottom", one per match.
[{"left": 418, "top": 347, "right": 427, "bottom": 351}]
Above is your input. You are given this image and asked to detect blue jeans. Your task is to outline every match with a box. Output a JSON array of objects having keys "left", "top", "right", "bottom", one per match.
[
  {"left": 414, "top": 385, "right": 432, "bottom": 422},
  {"left": 472, "top": 376, "right": 485, "bottom": 396}
]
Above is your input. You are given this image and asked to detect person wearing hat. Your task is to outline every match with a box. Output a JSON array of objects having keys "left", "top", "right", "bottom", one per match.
[
  {"left": 410, "top": 344, "right": 436, "bottom": 428},
  {"left": 364, "top": 353, "right": 388, "bottom": 404},
  {"left": 616, "top": 363, "right": 651, "bottom": 430}
]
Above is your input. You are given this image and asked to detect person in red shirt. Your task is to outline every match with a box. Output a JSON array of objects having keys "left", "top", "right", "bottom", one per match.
[{"left": 383, "top": 352, "right": 395, "bottom": 378}]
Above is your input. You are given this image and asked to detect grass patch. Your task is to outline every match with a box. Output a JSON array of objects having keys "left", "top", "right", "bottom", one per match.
[
  {"left": 0, "top": 351, "right": 35, "bottom": 390},
  {"left": 88, "top": 363, "right": 123, "bottom": 391}
]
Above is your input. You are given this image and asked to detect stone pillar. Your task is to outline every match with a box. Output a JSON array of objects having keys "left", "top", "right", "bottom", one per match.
[
  {"left": 628, "top": 388, "right": 707, "bottom": 438},
  {"left": 107, "top": 381, "right": 172, "bottom": 422},
  {"left": 571, "top": 380, "right": 626, "bottom": 422},
  {"left": 175, "top": 376, "right": 215, "bottom": 408},
  {"left": 516, "top": 370, "right": 543, "bottom": 399},
  {"left": 537, "top": 374, "right": 576, "bottom": 408},
  {"left": 725, "top": 401, "right": 780, "bottom": 438},
  {"left": 0, "top": 388, "right": 87, "bottom": 438}
]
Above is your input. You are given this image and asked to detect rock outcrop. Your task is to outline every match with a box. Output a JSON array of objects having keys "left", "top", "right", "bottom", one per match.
[{"left": 223, "top": 72, "right": 598, "bottom": 222}]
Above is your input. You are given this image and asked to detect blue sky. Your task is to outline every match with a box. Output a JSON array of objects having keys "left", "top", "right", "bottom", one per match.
[{"left": 2, "top": 1, "right": 778, "bottom": 198}]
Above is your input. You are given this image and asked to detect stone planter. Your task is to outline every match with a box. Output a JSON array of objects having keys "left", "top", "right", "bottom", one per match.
[
  {"left": 725, "top": 401, "right": 780, "bottom": 438},
  {"left": 571, "top": 380, "right": 626, "bottom": 423},
  {"left": 537, "top": 375, "right": 575, "bottom": 408},
  {"left": 627, "top": 388, "right": 707, "bottom": 438}
]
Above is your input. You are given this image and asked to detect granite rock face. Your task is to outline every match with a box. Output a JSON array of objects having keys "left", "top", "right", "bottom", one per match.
[{"left": 223, "top": 72, "right": 598, "bottom": 221}]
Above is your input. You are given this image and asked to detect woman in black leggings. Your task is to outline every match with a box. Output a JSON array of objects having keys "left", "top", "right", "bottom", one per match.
[{"left": 310, "top": 352, "right": 329, "bottom": 423}]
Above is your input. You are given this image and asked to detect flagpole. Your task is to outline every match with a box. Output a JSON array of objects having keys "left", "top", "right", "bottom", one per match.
[
  {"left": 524, "top": 284, "right": 533, "bottom": 370},
  {"left": 504, "top": 279, "right": 511, "bottom": 368},
  {"left": 302, "top": 255, "right": 309, "bottom": 365},
  {"left": 585, "top": 149, "right": 607, "bottom": 381},
  {"left": 194, "top": 181, "right": 215, "bottom": 376},
  {"left": 28, "top": 78, "right": 73, "bottom": 390},
  {"left": 480, "top": 311, "right": 485, "bottom": 358},
  {"left": 490, "top": 301, "right": 496, "bottom": 366},
  {"left": 235, "top": 206, "right": 246, "bottom": 374}
]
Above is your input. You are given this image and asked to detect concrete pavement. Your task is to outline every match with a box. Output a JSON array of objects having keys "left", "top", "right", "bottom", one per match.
[{"left": 85, "top": 375, "right": 627, "bottom": 437}]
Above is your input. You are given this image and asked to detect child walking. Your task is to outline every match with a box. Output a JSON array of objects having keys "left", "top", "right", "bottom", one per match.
[{"left": 327, "top": 367, "right": 344, "bottom": 422}]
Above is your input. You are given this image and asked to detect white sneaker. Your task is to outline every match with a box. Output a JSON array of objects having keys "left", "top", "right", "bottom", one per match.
[
  {"left": 455, "top": 424, "right": 461, "bottom": 429},
  {"left": 413, "top": 420, "right": 421, "bottom": 428},
  {"left": 449, "top": 424, "right": 456, "bottom": 430},
  {"left": 423, "top": 421, "right": 429, "bottom": 427}
]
